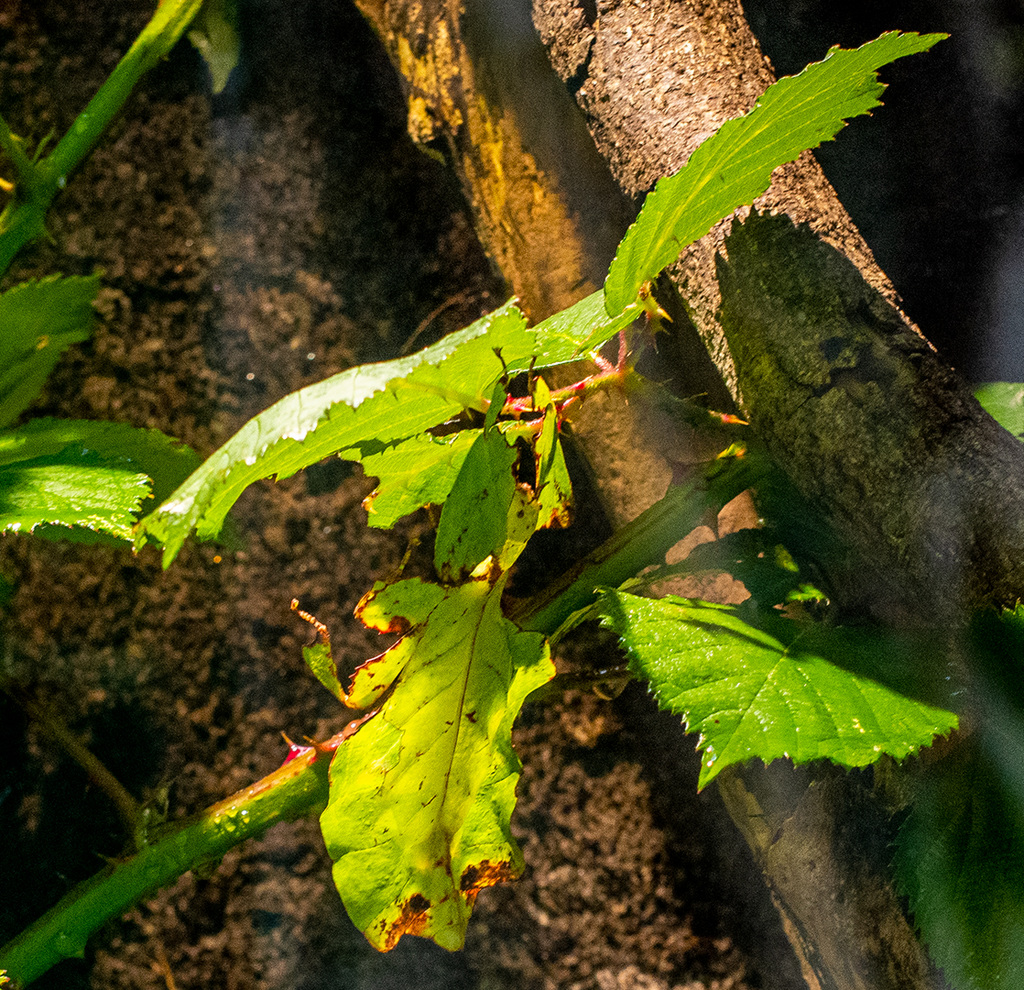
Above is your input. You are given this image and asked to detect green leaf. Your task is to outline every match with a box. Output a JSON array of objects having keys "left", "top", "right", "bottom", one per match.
[
  {"left": 975, "top": 382, "right": 1024, "bottom": 441},
  {"left": 187, "top": 0, "right": 239, "bottom": 94},
  {"left": 358, "top": 430, "right": 480, "bottom": 530},
  {"left": 603, "top": 31, "right": 946, "bottom": 314},
  {"left": 0, "top": 417, "right": 201, "bottom": 503},
  {"left": 528, "top": 290, "right": 642, "bottom": 359},
  {"left": 299, "top": 639, "right": 346, "bottom": 704},
  {"left": 0, "top": 418, "right": 200, "bottom": 540},
  {"left": 141, "top": 293, "right": 619, "bottom": 566},
  {"left": 0, "top": 460, "right": 148, "bottom": 539},
  {"left": 599, "top": 593, "right": 957, "bottom": 789},
  {"left": 139, "top": 300, "right": 528, "bottom": 563},
  {"left": 895, "top": 743, "right": 1024, "bottom": 990},
  {"left": 0, "top": 274, "right": 100, "bottom": 427},
  {"left": 533, "top": 401, "right": 573, "bottom": 529},
  {"left": 319, "top": 413, "right": 557, "bottom": 951},
  {"left": 894, "top": 605, "right": 1024, "bottom": 990}
]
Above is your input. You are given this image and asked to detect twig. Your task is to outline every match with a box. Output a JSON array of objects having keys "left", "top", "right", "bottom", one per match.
[
  {"left": 400, "top": 291, "right": 477, "bottom": 356},
  {"left": 5, "top": 685, "right": 141, "bottom": 847}
]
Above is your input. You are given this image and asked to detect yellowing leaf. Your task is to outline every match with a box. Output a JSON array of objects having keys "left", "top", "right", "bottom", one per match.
[
  {"left": 323, "top": 572, "right": 552, "bottom": 950},
  {"left": 317, "top": 411, "right": 564, "bottom": 951}
]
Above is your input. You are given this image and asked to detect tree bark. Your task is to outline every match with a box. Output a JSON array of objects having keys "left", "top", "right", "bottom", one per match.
[
  {"left": 352, "top": 2, "right": 1024, "bottom": 988},
  {"left": 353, "top": 0, "right": 633, "bottom": 321},
  {"left": 533, "top": 0, "right": 1024, "bottom": 622}
]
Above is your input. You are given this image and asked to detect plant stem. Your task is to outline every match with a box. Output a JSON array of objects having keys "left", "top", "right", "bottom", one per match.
[
  {"left": 511, "top": 445, "right": 763, "bottom": 634},
  {"left": 0, "top": 448, "right": 763, "bottom": 987},
  {"left": 0, "top": 735, "right": 335, "bottom": 987},
  {"left": 0, "top": 0, "right": 205, "bottom": 278},
  {"left": 10, "top": 687, "right": 142, "bottom": 847}
]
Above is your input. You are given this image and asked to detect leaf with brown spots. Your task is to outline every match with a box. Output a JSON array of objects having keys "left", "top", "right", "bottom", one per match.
[{"left": 318, "top": 409, "right": 558, "bottom": 951}]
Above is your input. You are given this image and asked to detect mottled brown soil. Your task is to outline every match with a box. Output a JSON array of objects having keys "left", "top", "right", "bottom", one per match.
[{"left": 0, "top": 3, "right": 803, "bottom": 989}]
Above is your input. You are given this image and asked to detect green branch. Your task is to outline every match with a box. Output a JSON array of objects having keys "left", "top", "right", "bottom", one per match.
[
  {"left": 0, "top": 736, "right": 333, "bottom": 986},
  {"left": 0, "top": 0, "right": 205, "bottom": 278},
  {"left": 511, "top": 445, "right": 763, "bottom": 634},
  {"left": 0, "top": 448, "right": 761, "bottom": 986}
]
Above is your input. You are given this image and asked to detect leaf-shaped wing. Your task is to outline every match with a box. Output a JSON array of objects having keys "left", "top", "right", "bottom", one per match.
[
  {"left": 603, "top": 32, "right": 946, "bottom": 314},
  {"left": 600, "top": 593, "right": 957, "bottom": 789},
  {"left": 319, "top": 415, "right": 560, "bottom": 951},
  {"left": 138, "top": 301, "right": 530, "bottom": 563},
  {"left": 357, "top": 430, "right": 480, "bottom": 530},
  {"left": 323, "top": 573, "right": 552, "bottom": 951},
  {"left": 533, "top": 402, "right": 572, "bottom": 529}
]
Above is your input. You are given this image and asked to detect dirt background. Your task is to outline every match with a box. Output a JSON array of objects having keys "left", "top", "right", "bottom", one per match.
[{"left": 0, "top": 1, "right": 1019, "bottom": 989}]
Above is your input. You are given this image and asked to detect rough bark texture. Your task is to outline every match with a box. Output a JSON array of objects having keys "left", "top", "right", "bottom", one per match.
[
  {"left": 354, "top": 0, "right": 633, "bottom": 321},
  {"left": 717, "top": 212, "right": 1024, "bottom": 622},
  {"left": 355, "top": 0, "right": 727, "bottom": 527},
  {"left": 717, "top": 763, "right": 938, "bottom": 990},
  {"left": 350, "top": 2, "right": 1024, "bottom": 989},
  {"left": 533, "top": 0, "right": 897, "bottom": 396},
  {"left": 534, "top": 0, "right": 1024, "bottom": 621},
  {"left": 531, "top": 7, "right": 960, "bottom": 989}
]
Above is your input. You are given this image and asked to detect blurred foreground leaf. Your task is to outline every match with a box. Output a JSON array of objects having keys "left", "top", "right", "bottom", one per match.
[{"left": 0, "top": 275, "right": 100, "bottom": 427}]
